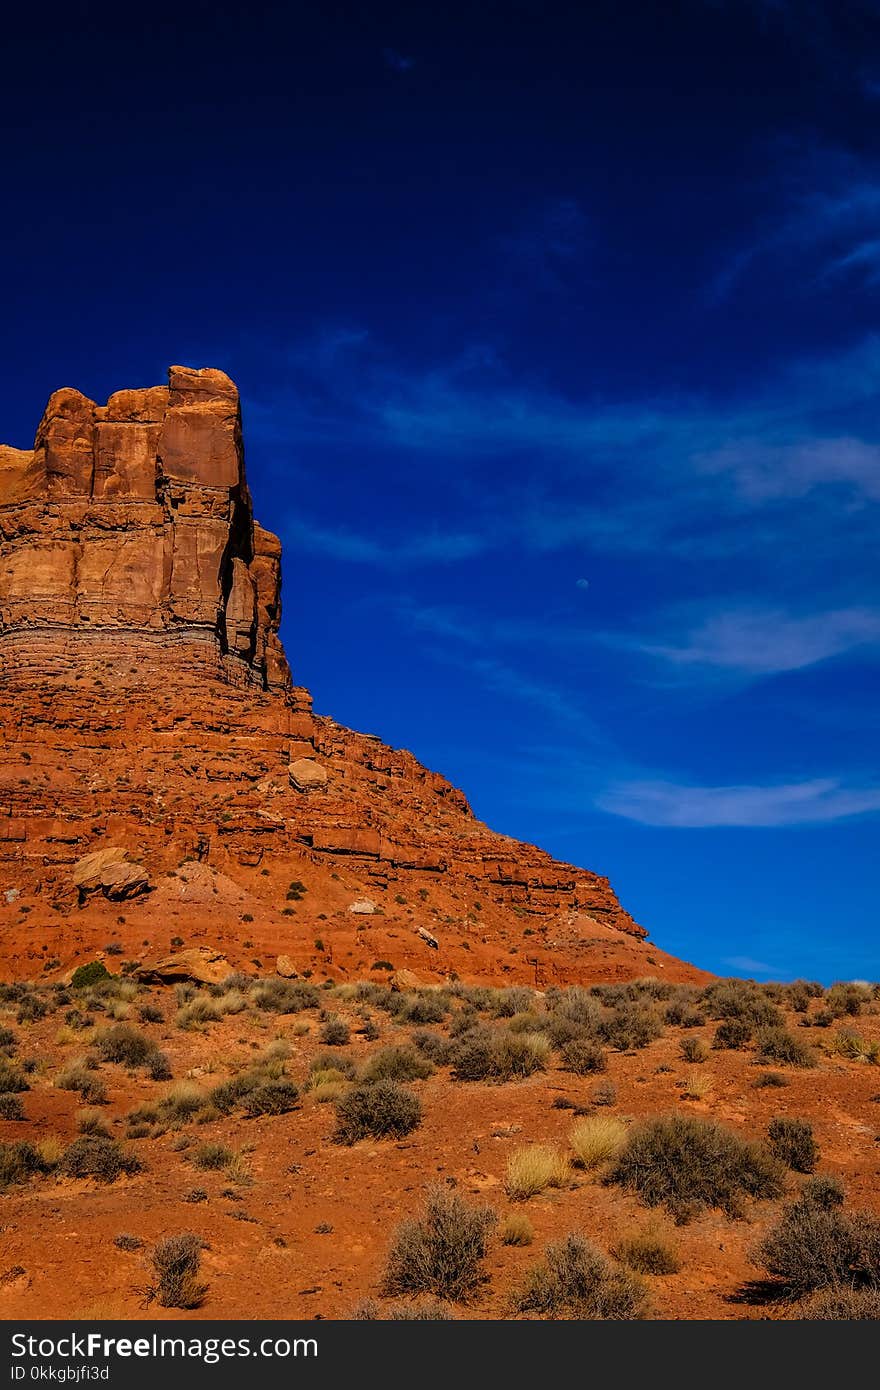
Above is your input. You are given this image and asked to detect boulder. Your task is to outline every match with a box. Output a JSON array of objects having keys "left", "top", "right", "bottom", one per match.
[
  {"left": 72, "top": 847, "right": 150, "bottom": 902},
  {"left": 135, "top": 947, "right": 230, "bottom": 985},
  {"left": 391, "top": 968, "right": 422, "bottom": 992},
  {"left": 288, "top": 758, "right": 328, "bottom": 792},
  {"left": 348, "top": 897, "right": 378, "bottom": 915},
  {"left": 275, "top": 954, "right": 299, "bottom": 978}
]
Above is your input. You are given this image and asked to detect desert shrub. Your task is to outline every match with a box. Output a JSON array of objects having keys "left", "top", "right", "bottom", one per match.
[
  {"left": 798, "top": 1287, "right": 880, "bottom": 1319},
  {"left": 410, "top": 1030, "right": 452, "bottom": 1065},
  {"left": 176, "top": 996, "right": 222, "bottom": 1028},
  {"left": 334, "top": 1081, "right": 422, "bottom": 1143},
  {"left": 361, "top": 1046, "right": 433, "bottom": 1084},
  {"left": 506, "top": 1144, "right": 570, "bottom": 1200},
  {"left": 252, "top": 979, "right": 319, "bottom": 1014},
  {"left": 0, "top": 1094, "right": 24, "bottom": 1120},
  {"left": 570, "top": 1115, "right": 627, "bottom": 1171},
  {"left": 665, "top": 1001, "right": 706, "bottom": 1028},
  {"left": 561, "top": 1039, "right": 607, "bottom": 1075},
  {"left": 94, "top": 1023, "right": 156, "bottom": 1067},
  {"left": 615, "top": 1224, "right": 681, "bottom": 1274},
  {"left": 609, "top": 1113, "right": 785, "bottom": 1221},
  {"left": 832, "top": 1030, "right": 880, "bottom": 1064},
  {"left": 592, "top": 1078, "right": 618, "bottom": 1106},
  {"left": 152, "top": 1234, "right": 207, "bottom": 1309},
  {"left": 767, "top": 1118, "right": 818, "bottom": 1173},
  {"left": 500, "top": 1213, "right": 534, "bottom": 1246},
  {"left": 599, "top": 1004, "right": 663, "bottom": 1052},
  {"left": 59, "top": 1136, "right": 141, "bottom": 1182},
  {"left": 512, "top": 1233, "right": 648, "bottom": 1320},
  {"left": 310, "top": 1052, "right": 356, "bottom": 1079},
  {"left": 0, "top": 1060, "right": 28, "bottom": 1093},
  {"left": 71, "top": 961, "right": 111, "bottom": 990},
  {"left": 802, "top": 1174, "right": 845, "bottom": 1209},
  {"left": 702, "top": 981, "right": 782, "bottom": 1028},
  {"left": 114, "top": 1234, "right": 144, "bottom": 1252},
  {"left": 55, "top": 1062, "right": 107, "bottom": 1105},
  {"left": 550, "top": 987, "right": 602, "bottom": 1030},
  {"left": 381, "top": 1186, "right": 496, "bottom": 1301},
  {"left": 138, "top": 1003, "right": 164, "bottom": 1024},
  {"left": 16, "top": 995, "right": 47, "bottom": 1024},
  {"left": 451, "top": 1029, "right": 548, "bottom": 1082},
  {"left": 712, "top": 1018, "right": 752, "bottom": 1050},
  {"left": 192, "top": 1142, "right": 233, "bottom": 1170},
  {"left": 753, "top": 1070, "right": 787, "bottom": 1088},
  {"left": 680, "top": 1037, "right": 710, "bottom": 1063},
  {"left": 826, "top": 982, "right": 870, "bottom": 1018},
  {"left": 756, "top": 1027, "right": 816, "bottom": 1068},
  {"left": 0, "top": 1140, "right": 50, "bottom": 1188},
  {"left": 158, "top": 1082, "right": 208, "bottom": 1122},
  {"left": 756, "top": 1198, "right": 880, "bottom": 1297},
  {"left": 508, "top": 1011, "right": 548, "bottom": 1034},
  {"left": 242, "top": 1078, "right": 299, "bottom": 1116},
  {"left": 319, "top": 1018, "right": 350, "bottom": 1046},
  {"left": 397, "top": 993, "right": 448, "bottom": 1025},
  {"left": 76, "top": 1108, "right": 110, "bottom": 1136},
  {"left": 148, "top": 1051, "right": 172, "bottom": 1081},
  {"left": 492, "top": 987, "right": 534, "bottom": 1018},
  {"left": 0, "top": 1027, "right": 17, "bottom": 1050}
]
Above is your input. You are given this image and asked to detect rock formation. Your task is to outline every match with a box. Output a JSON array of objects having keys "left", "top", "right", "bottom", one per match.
[{"left": 0, "top": 368, "right": 703, "bottom": 987}]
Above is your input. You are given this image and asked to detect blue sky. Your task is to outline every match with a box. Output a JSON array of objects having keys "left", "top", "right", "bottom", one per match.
[{"left": 2, "top": 2, "right": 879, "bottom": 980}]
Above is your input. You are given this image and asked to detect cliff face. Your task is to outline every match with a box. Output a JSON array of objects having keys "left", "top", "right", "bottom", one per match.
[
  {"left": 0, "top": 366, "right": 289, "bottom": 690},
  {"left": 0, "top": 368, "right": 703, "bottom": 987}
]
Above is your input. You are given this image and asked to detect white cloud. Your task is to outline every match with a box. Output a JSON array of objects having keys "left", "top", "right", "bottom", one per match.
[
  {"left": 596, "top": 776, "right": 880, "bottom": 827},
  {"left": 640, "top": 605, "right": 880, "bottom": 674}
]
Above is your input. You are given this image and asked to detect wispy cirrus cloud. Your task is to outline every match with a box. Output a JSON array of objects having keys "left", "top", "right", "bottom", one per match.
[
  {"left": 596, "top": 776, "right": 880, "bottom": 827},
  {"left": 633, "top": 604, "right": 880, "bottom": 675}
]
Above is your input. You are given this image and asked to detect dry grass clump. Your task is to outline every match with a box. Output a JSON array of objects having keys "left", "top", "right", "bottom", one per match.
[
  {"left": 609, "top": 1113, "right": 785, "bottom": 1222},
  {"left": 615, "top": 1222, "right": 681, "bottom": 1275},
  {"left": 451, "top": 1028, "right": 550, "bottom": 1082},
  {"left": 569, "top": 1115, "right": 627, "bottom": 1171},
  {"left": 151, "top": 1233, "right": 207, "bottom": 1309},
  {"left": 381, "top": 1186, "right": 496, "bottom": 1302},
  {"left": 506, "top": 1144, "right": 571, "bottom": 1200},
  {"left": 499, "top": 1212, "right": 534, "bottom": 1246},
  {"left": 76, "top": 1108, "right": 110, "bottom": 1137},
  {"left": 55, "top": 1060, "right": 107, "bottom": 1105},
  {"left": 831, "top": 1030, "right": 880, "bottom": 1064},
  {"left": 680, "top": 1070, "right": 714, "bottom": 1100},
  {"left": 333, "top": 1081, "right": 422, "bottom": 1144},
  {"left": 511, "top": 1233, "right": 648, "bottom": 1320}
]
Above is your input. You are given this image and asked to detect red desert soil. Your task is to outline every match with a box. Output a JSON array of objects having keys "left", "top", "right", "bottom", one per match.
[{"left": 1, "top": 368, "right": 877, "bottom": 1321}]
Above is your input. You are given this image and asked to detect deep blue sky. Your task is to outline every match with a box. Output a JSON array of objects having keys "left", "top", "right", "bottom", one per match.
[{"left": 3, "top": 1, "right": 879, "bottom": 981}]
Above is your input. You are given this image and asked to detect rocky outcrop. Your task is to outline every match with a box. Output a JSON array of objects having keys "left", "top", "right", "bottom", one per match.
[
  {"left": 0, "top": 366, "right": 290, "bottom": 691},
  {"left": 0, "top": 368, "right": 699, "bottom": 991}
]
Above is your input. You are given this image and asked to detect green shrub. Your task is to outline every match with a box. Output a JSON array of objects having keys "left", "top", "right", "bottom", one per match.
[
  {"left": 0, "top": 1060, "right": 29, "bottom": 1093},
  {"left": 152, "top": 1234, "right": 207, "bottom": 1309},
  {"left": 361, "top": 1046, "right": 433, "bottom": 1083},
  {"left": 712, "top": 1018, "right": 752, "bottom": 1050},
  {"left": 560, "top": 1039, "right": 607, "bottom": 1075},
  {"left": 511, "top": 1233, "right": 648, "bottom": 1320},
  {"left": 59, "top": 1136, "right": 141, "bottom": 1182},
  {"left": 0, "top": 1141, "right": 50, "bottom": 1189},
  {"left": 94, "top": 1023, "right": 157, "bottom": 1067},
  {"left": 756, "top": 1198, "right": 880, "bottom": 1297},
  {"left": 252, "top": 979, "right": 319, "bottom": 1014},
  {"left": 242, "top": 1079, "right": 300, "bottom": 1116},
  {"left": 609, "top": 1113, "right": 785, "bottom": 1221},
  {"left": 334, "top": 1081, "right": 422, "bottom": 1144},
  {"left": 71, "top": 961, "right": 111, "bottom": 990},
  {"left": 767, "top": 1118, "right": 817, "bottom": 1173},
  {"left": 319, "top": 1018, "right": 350, "bottom": 1046},
  {"left": 756, "top": 1027, "right": 816, "bottom": 1068},
  {"left": 598, "top": 1004, "right": 663, "bottom": 1051},
  {"left": 381, "top": 1187, "right": 496, "bottom": 1301}
]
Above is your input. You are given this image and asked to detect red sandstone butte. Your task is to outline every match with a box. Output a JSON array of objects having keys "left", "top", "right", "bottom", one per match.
[{"left": 0, "top": 367, "right": 706, "bottom": 986}]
